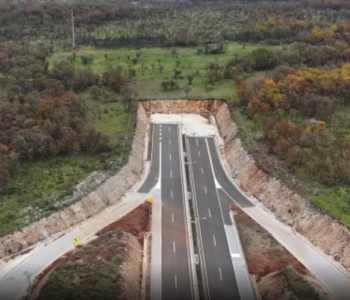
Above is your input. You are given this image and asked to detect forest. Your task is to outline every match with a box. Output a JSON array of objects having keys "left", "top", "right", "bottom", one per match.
[{"left": 1, "top": 0, "right": 350, "bottom": 234}]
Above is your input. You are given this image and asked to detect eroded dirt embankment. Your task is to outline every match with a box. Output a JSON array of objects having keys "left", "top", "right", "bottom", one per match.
[{"left": 0, "top": 103, "right": 148, "bottom": 259}]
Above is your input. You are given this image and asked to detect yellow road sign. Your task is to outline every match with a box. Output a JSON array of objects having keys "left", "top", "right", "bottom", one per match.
[
  {"left": 73, "top": 235, "right": 79, "bottom": 246},
  {"left": 146, "top": 195, "right": 152, "bottom": 203}
]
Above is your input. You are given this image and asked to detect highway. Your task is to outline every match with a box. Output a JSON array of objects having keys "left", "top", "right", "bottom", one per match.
[
  {"left": 2, "top": 120, "right": 350, "bottom": 300},
  {"left": 146, "top": 123, "right": 194, "bottom": 300},
  {"left": 187, "top": 136, "right": 248, "bottom": 300},
  {"left": 160, "top": 124, "right": 193, "bottom": 300},
  {"left": 195, "top": 136, "right": 350, "bottom": 300}
]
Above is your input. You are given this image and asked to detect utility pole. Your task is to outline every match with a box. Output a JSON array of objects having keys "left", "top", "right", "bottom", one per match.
[{"left": 71, "top": 10, "right": 75, "bottom": 49}]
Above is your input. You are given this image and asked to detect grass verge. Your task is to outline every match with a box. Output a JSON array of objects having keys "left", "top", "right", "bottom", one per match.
[{"left": 282, "top": 266, "right": 320, "bottom": 300}]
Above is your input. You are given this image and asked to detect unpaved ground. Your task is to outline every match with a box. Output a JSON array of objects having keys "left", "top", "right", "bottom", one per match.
[
  {"left": 96, "top": 202, "right": 151, "bottom": 245},
  {"left": 33, "top": 203, "right": 151, "bottom": 300},
  {"left": 37, "top": 231, "right": 142, "bottom": 300},
  {"left": 232, "top": 204, "right": 330, "bottom": 300}
]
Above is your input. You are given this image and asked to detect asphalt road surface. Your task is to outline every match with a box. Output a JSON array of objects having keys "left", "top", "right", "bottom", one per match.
[
  {"left": 188, "top": 136, "right": 241, "bottom": 300},
  {"left": 138, "top": 124, "right": 160, "bottom": 193},
  {"left": 149, "top": 123, "right": 193, "bottom": 300},
  {"left": 0, "top": 193, "right": 148, "bottom": 300},
  {"left": 204, "top": 136, "right": 350, "bottom": 300}
]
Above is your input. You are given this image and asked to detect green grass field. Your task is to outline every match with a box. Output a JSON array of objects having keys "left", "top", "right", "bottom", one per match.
[{"left": 49, "top": 43, "right": 281, "bottom": 99}]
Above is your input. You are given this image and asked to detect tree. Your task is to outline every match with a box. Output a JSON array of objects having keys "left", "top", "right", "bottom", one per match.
[
  {"left": 81, "top": 56, "right": 92, "bottom": 66},
  {"left": 173, "top": 69, "right": 182, "bottom": 79},
  {"left": 171, "top": 48, "right": 178, "bottom": 58},
  {"left": 186, "top": 74, "right": 194, "bottom": 85},
  {"left": 318, "top": 121, "right": 326, "bottom": 133},
  {"left": 90, "top": 85, "right": 102, "bottom": 101},
  {"left": 184, "top": 86, "right": 191, "bottom": 99},
  {"left": 252, "top": 48, "right": 274, "bottom": 70},
  {"left": 205, "top": 66, "right": 221, "bottom": 84},
  {"left": 161, "top": 81, "right": 169, "bottom": 91}
]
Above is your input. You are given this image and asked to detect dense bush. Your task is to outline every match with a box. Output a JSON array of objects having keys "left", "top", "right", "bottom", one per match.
[{"left": 0, "top": 42, "right": 131, "bottom": 188}]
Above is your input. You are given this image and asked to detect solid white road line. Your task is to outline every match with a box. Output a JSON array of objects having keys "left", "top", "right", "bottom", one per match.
[
  {"left": 171, "top": 190, "right": 173, "bottom": 198},
  {"left": 201, "top": 168, "right": 204, "bottom": 175},
  {"left": 208, "top": 208, "right": 211, "bottom": 218},
  {"left": 213, "top": 235, "right": 217, "bottom": 246},
  {"left": 219, "top": 268, "right": 223, "bottom": 281},
  {"left": 173, "top": 241, "right": 176, "bottom": 253},
  {"left": 175, "top": 275, "right": 178, "bottom": 289},
  {"left": 198, "top": 151, "right": 201, "bottom": 157},
  {"left": 204, "top": 186, "right": 207, "bottom": 194},
  {"left": 172, "top": 213, "right": 174, "bottom": 223},
  {"left": 231, "top": 253, "right": 240, "bottom": 258}
]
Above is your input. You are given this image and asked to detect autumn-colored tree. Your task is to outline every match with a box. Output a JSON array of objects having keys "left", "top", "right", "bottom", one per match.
[
  {"left": 236, "top": 80, "right": 247, "bottom": 99},
  {"left": 37, "top": 98, "right": 53, "bottom": 115},
  {"left": 260, "top": 102, "right": 271, "bottom": 113},
  {"left": 258, "top": 78, "right": 284, "bottom": 108},
  {"left": 318, "top": 121, "right": 326, "bottom": 132}
]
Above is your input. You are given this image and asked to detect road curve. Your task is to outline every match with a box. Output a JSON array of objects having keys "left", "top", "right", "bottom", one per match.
[
  {"left": 206, "top": 137, "right": 350, "bottom": 300},
  {"left": 187, "top": 137, "right": 243, "bottom": 300}
]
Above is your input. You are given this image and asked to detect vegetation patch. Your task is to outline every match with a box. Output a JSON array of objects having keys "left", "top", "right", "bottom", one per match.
[
  {"left": 0, "top": 42, "right": 135, "bottom": 236},
  {"left": 282, "top": 266, "right": 321, "bottom": 300},
  {"left": 37, "top": 231, "right": 138, "bottom": 300},
  {"left": 49, "top": 43, "right": 280, "bottom": 100},
  {"left": 232, "top": 204, "right": 322, "bottom": 299},
  {"left": 37, "top": 202, "right": 150, "bottom": 300}
]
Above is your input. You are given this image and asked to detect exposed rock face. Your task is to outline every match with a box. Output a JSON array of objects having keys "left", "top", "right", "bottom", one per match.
[
  {"left": 2, "top": 99, "right": 350, "bottom": 274},
  {"left": 143, "top": 98, "right": 224, "bottom": 118},
  {"left": 0, "top": 103, "right": 148, "bottom": 259},
  {"left": 142, "top": 99, "right": 350, "bottom": 272},
  {"left": 214, "top": 101, "right": 350, "bottom": 271}
]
